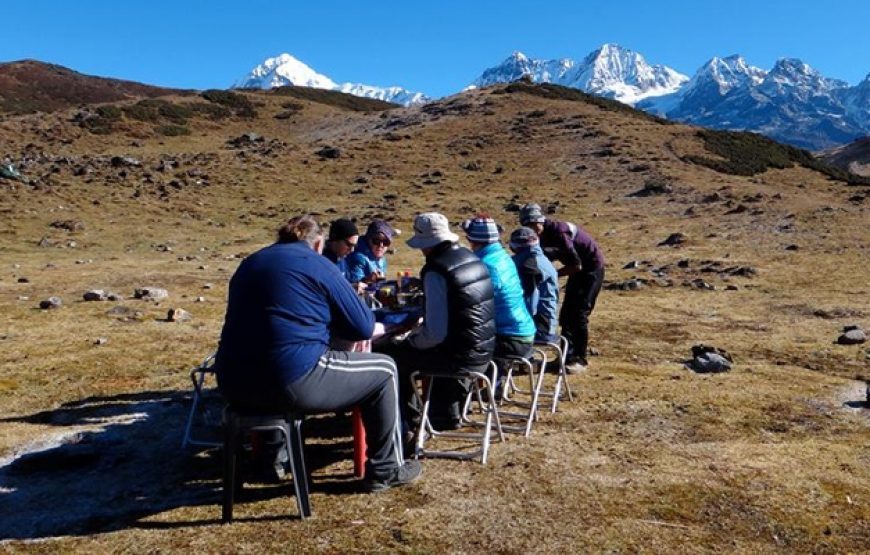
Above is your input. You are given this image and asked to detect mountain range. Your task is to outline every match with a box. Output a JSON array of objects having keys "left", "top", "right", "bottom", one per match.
[
  {"left": 235, "top": 53, "right": 430, "bottom": 107},
  {"left": 236, "top": 45, "right": 870, "bottom": 150}
]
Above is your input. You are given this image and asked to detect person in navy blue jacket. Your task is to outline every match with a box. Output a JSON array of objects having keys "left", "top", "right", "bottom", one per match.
[
  {"left": 323, "top": 218, "right": 362, "bottom": 288},
  {"left": 215, "top": 214, "right": 421, "bottom": 492}
]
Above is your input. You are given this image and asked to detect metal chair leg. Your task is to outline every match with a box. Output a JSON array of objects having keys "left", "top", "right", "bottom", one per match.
[
  {"left": 287, "top": 418, "right": 311, "bottom": 519},
  {"left": 221, "top": 412, "right": 239, "bottom": 524}
]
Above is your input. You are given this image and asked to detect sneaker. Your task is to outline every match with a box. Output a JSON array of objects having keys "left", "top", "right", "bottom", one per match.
[
  {"left": 564, "top": 357, "right": 587, "bottom": 375},
  {"left": 363, "top": 460, "right": 423, "bottom": 493}
]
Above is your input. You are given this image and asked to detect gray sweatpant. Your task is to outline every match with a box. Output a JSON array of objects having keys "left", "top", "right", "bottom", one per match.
[{"left": 284, "top": 350, "right": 405, "bottom": 479}]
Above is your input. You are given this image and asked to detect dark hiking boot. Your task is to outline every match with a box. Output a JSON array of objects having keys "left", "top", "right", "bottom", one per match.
[{"left": 363, "top": 460, "right": 423, "bottom": 493}]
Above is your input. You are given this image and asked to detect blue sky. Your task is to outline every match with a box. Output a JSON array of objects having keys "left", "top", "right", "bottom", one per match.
[{"left": 2, "top": 1, "right": 868, "bottom": 97}]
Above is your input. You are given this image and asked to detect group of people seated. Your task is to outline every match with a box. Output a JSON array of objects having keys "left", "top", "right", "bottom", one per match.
[{"left": 214, "top": 205, "right": 604, "bottom": 493}]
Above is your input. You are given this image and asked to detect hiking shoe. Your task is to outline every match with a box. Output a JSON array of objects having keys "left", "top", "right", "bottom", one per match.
[
  {"left": 363, "top": 460, "right": 423, "bottom": 493},
  {"left": 564, "top": 357, "right": 588, "bottom": 375}
]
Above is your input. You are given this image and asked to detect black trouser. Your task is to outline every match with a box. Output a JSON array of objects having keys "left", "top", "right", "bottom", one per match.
[
  {"left": 375, "top": 341, "right": 487, "bottom": 430},
  {"left": 222, "top": 350, "right": 404, "bottom": 479},
  {"left": 559, "top": 267, "right": 604, "bottom": 361},
  {"left": 495, "top": 335, "right": 534, "bottom": 360}
]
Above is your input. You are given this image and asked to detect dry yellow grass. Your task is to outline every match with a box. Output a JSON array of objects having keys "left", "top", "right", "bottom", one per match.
[{"left": 0, "top": 85, "right": 868, "bottom": 552}]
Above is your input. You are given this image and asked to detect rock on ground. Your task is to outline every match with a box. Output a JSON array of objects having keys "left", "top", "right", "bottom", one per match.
[{"left": 134, "top": 287, "right": 168, "bottom": 302}]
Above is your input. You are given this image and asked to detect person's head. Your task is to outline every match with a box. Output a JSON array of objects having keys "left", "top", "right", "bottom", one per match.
[
  {"left": 277, "top": 214, "right": 323, "bottom": 253},
  {"left": 462, "top": 214, "right": 502, "bottom": 251},
  {"left": 364, "top": 220, "right": 394, "bottom": 260},
  {"left": 508, "top": 226, "right": 539, "bottom": 253},
  {"left": 519, "top": 203, "right": 546, "bottom": 236},
  {"left": 326, "top": 218, "right": 359, "bottom": 257},
  {"left": 406, "top": 212, "right": 459, "bottom": 255}
]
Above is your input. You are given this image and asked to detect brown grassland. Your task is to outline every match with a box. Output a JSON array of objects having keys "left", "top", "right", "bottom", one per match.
[{"left": 0, "top": 83, "right": 868, "bottom": 553}]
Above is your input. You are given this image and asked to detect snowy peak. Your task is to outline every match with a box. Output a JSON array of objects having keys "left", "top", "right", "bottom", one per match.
[
  {"left": 687, "top": 55, "right": 766, "bottom": 95},
  {"left": 568, "top": 43, "right": 688, "bottom": 103},
  {"left": 472, "top": 44, "right": 687, "bottom": 105},
  {"left": 236, "top": 53, "right": 335, "bottom": 90},
  {"left": 473, "top": 51, "right": 574, "bottom": 87},
  {"left": 235, "top": 53, "right": 429, "bottom": 107},
  {"left": 763, "top": 58, "right": 848, "bottom": 92}
]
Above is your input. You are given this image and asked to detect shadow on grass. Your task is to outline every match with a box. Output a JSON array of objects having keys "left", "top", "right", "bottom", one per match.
[{"left": 0, "top": 390, "right": 363, "bottom": 540}]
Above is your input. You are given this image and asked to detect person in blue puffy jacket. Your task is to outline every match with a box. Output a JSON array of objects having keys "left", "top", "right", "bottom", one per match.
[{"left": 463, "top": 215, "right": 535, "bottom": 361}]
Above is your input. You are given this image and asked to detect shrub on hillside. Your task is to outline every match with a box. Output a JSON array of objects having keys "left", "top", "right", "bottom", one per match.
[
  {"left": 156, "top": 102, "right": 192, "bottom": 123},
  {"left": 123, "top": 102, "right": 160, "bottom": 123},
  {"left": 270, "top": 86, "right": 396, "bottom": 112},
  {"left": 188, "top": 102, "right": 232, "bottom": 120},
  {"left": 499, "top": 81, "right": 671, "bottom": 125},
  {"left": 201, "top": 90, "right": 257, "bottom": 118},
  {"left": 157, "top": 124, "right": 190, "bottom": 136},
  {"left": 687, "top": 129, "right": 870, "bottom": 185},
  {"left": 96, "top": 105, "right": 122, "bottom": 120}
]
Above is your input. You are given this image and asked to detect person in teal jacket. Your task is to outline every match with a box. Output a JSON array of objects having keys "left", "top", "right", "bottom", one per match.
[{"left": 463, "top": 215, "right": 535, "bottom": 360}]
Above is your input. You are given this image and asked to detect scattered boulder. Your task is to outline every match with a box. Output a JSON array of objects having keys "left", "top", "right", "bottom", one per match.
[
  {"left": 110, "top": 156, "right": 141, "bottom": 168},
  {"left": 315, "top": 146, "right": 341, "bottom": 159},
  {"left": 93, "top": 337, "right": 108, "bottom": 345},
  {"left": 39, "top": 296, "right": 62, "bottom": 310},
  {"left": 687, "top": 278, "right": 715, "bottom": 290},
  {"left": 724, "top": 266, "right": 757, "bottom": 277},
  {"left": 227, "top": 133, "right": 263, "bottom": 147},
  {"left": 658, "top": 233, "right": 687, "bottom": 247},
  {"left": 134, "top": 287, "right": 168, "bottom": 302},
  {"left": 686, "top": 345, "right": 733, "bottom": 373},
  {"left": 49, "top": 219, "right": 84, "bottom": 232},
  {"left": 837, "top": 325, "right": 867, "bottom": 345},
  {"left": 83, "top": 289, "right": 108, "bottom": 301},
  {"left": 605, "top": 279, "right": 645, "bottom": 291},
  {"left": 166, "top": 308, "right": 191, "bottom": 322},
  {"left": 627, "top": 179, "right": 673, "bottom": 197}
]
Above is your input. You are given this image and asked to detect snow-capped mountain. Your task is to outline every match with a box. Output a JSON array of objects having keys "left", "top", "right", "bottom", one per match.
[
  {"left": 236, "top": 53, "right": 336, "bottom": 90},
  {"left": 471, "top": 52, "right": 576, "bottom": 89},
  {"left": 471, "top": 44, "right": 688, "bottom": 105},
  {"left": 236, "top": 48, "right": 868, "bottom": 149},
  {"left": 235, "top": 53, "right": 429, "bottom": 107},
  {"left": 638, "top": 56, "right": 869, "bottom": 150},
  {"left": 838, "top": 73, "right": 870, "bottom": 128}
]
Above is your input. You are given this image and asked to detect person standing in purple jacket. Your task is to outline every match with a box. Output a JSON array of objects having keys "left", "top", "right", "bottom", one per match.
[{"left": 519, "top": 203, "right": 605, "bottom": 373}]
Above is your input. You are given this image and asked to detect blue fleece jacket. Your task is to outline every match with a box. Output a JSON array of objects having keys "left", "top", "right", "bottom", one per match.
[
  {"left": 216, "top": 241, "right": 374, "bottom": 393},
  {"left": 474, "top": 242, "right": 535, "bottom": 338},
  {"left": 346, "top": 241, "right": 387, "bottom": 283},
  {"left": 512, "top": 244, "right": 559, "bottom": 341}
]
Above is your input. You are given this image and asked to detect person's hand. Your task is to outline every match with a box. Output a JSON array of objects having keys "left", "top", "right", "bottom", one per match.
[
  {"left": 368, "top": 270, "right": 383, "bottom": 282},
  {"left": 354, "top": 281, "right": 368, "bottom": 294}
]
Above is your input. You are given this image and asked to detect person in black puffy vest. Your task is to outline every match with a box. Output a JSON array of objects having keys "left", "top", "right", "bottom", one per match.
[{"left": 376, "top": 212, "right": 496, "bottom": 435}]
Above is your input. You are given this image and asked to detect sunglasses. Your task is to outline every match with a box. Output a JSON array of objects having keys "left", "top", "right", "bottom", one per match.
[
  {"left": 343, "top": 239, "right": 357, "bottom": 248},
  {"left": 370, "top": 238, "right": 391, "bottom": 247}
]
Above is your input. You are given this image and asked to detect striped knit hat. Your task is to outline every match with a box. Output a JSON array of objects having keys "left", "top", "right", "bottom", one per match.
[
  {"left": 519, "top": 203, "right": 546, "bottom": 225},
  {"left": 463, "top": 216, "right": 501, "bottom": 244}
]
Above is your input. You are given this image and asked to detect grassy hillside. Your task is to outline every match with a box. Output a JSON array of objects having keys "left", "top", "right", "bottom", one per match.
[{"left": 0, "top": 82, "right": 867, "bottom": 552}]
